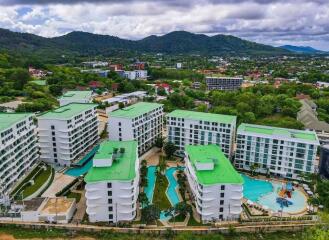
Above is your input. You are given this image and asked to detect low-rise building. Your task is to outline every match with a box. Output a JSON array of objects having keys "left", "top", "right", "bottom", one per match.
[
  {"left": 205, "top": 76, "right": 243, "bottom": 91},
  {"left": 0, "top": 113, "right": 39, "bottom": 205},
  {"left": 235, "top": 124, "right": 320, "bottom": 179},
  {"left": 108, "top": 102, "right": 163, "bottom": 155},
  {"left": 85, "top": 140, "right": 139, "bottom": 223},
  {"left": 167, "top": 110, "right": 236, "bottom": 158},
  {"left": 38, "top": 103, "right": 99, "bottom": 167},
  {"left": 59, "top": 91, "right": 93, "bottom": 106},
  {"left": 185, "top": 145, "right": 243, "bottom": 222}
]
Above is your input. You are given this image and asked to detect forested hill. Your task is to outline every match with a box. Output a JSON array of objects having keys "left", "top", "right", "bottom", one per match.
[{"left": 0, "top": 28, "right": 288, "bottom": 56}]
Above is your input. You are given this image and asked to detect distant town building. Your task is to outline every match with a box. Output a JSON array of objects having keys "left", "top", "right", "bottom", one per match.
[
  {"left": 85, "top": 140, "right": 139, "bottom": 223},
  {"left": 235, "top": 124, "right": 320, "bottom": 179},
  {"left": 82, "top": 61, "right": 109, "bottom": 68},
  {"left": 166, "top": 110, "right": 236, "bottom": 158},
  {"left": 38, "top": 103, "right": 99, "bottom": 167},
  {"left": 108, "top": 102, "right": 163, "bottom": 155},
  {"left": 185, "top": 145, "right": 243, "bottom": 222},
  {"left": 316, "top": 81, "right": 329, "bottom": 89},
  {"left": 155, "top": 83, "right": 171, "bottom": 95},
  {"left": 205, "top": 76, "right": 243, "bottom": 91},
  {"left": 297, "top": 99, "right": 329, "bottom": 144},
  {"left": 319, "top": 145, "right": 329, "bottom": 179},
  {"left": 19, "top": 197, "right": 76, "bottom": 223},
  {"left": 176, "top": 63, "right": 182, "bottom": 69},
  {"left": 0, "top": 113, "right": 39, "bottom": 205},
  {"left": 192, "top": 81, "right": 201, "bottom": 89},
  {"left": 89, "top": 81, "right": 104, "bottom": 89},
  {"left": 28, "top": 67, "right": 48, "bottom": 79},
  {"left": 132, "top": 62, "right": 146, "bottom": 70},
  {"left": 109, "top": 64, "right": 123, "bottom": 71},
  {"left": 59, "top": 91, "right": 93, "bottom": 106}
]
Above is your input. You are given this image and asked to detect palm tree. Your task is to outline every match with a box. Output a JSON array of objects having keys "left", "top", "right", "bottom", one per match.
[
  {"left": 138, "top": 192, "right": 149, "bottom": 208},
  {"left": 250, "top": 163, "right": 260, "bottom": 176},
  {"left": 158, "top": 156, "right": 168, "bottom": 175}
]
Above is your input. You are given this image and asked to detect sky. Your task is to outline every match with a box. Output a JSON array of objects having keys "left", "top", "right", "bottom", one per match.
[{"left": 0, "top": 0, "right": 328, "bottom": 51}]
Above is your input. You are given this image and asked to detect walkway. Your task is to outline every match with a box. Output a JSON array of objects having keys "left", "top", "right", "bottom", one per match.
[
  {"left": 72, "top": 190, "right": 86, "bottom": 223},
  {"left": 42, "top": 173, "right": 76, "bottom": 197}
]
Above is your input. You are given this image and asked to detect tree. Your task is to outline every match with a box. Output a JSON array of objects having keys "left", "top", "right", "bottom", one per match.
[
  {"left": 155, "top": 136, "right": 164, "bottom": 149},
  {"left": 49, "top": 84, "right": 63, "bottom": 96},
  {"left": 118, "top": 102, "right": 125, "bottom": 109},
  {"left": 138, "top": 192, "right": 149, "bottom": 208},
  {"left": 164, "top": 142, "right": 177, "bottom": 159},
  {"left": 250, "top": 163, "right": 260, "bottom": 176},
  {"left": 10, "top": 68, "right": 30, "bottom": 90},
  {"left": 141, "top": 205, "right": 160, "bottom": 224},
  {"left": 158, "top": 156, "right": 168, "bottom": 175}
]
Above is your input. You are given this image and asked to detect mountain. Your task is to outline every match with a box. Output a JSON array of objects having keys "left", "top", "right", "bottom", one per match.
[
  {"left": 0, "top": 28, "right": 288, "bottom": 56},
  {"left": 279, "top": 45, "right": 325, "bottom": 54}
]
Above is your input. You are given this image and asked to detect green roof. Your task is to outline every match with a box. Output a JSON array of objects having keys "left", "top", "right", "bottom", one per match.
[
  {"left": 110, "top": 102, "right": 163, "bottom": 119},
  {"left": 0, "top": 113, "right": 33, "bottom": 132},
  {"left": 85, "top": 140, "right": 138, "bottom": 182},
  {"left": 31, "top": 80, "right": 46, "bottom": 86},
  {"left": 185, "top": 145, "right": 243, "bottom": 185},
  {"left": 38, "top": 103, "right": 97, "bottom": 120},
  {"left": 238, "top": 123, "right": 318, "bottom": 142},
  {"left": 59, "top": 91, "right": 92, "bottom": 100},
  {"left": 167, "top": 110, "right": 236, "bottom": 124}
]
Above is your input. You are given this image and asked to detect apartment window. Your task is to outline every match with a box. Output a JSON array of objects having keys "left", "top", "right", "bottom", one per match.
[
  {"left": 107, "top": 183, "right": 112, "bottom": 188},
  {"left": 108, "top": 191, "right": 112, "bottom": 196},
  {"left": 109, "top": 214, "right": 113, "bottom": 220},
  {"left": 220, "top": 200, "right": 224, "bottom": 205},
  {"left": 108, "top": 199, "right": 112, "bottom": 204},
  {"left": 220, "top": 185, "right": 225, "bottom": 191},
  {"left": 108, "top": 206, "right": 113, "bottom": 212},
  {"left": 219, "top": 207, "right": 224, "bottom": 212},
  {"left": 51, "top": 125, "right": 55, "bottom": 130},
  {"left": 52, "top": 143, "right": 56, "bottom": 147},
  {"left": 52, "top": 137, "right": 56, "bottom": 141},
  {"left": 220, "top": 193, "right": 224, "bottom": 198}
]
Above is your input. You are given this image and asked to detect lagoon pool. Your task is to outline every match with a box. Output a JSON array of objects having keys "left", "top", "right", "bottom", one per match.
[
  {"left": 64, "top": 159, "right": 93, "bottom": 177},
  {"left": 242, "top": 174, "right": 307, "bottom": 213}
]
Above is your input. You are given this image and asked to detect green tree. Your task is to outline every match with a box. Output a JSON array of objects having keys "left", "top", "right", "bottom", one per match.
[
  {"left": 49, "top": 84, "right": 63, "bottom": 96},
  {"left": 164, "top": 142, "right": 177, "bottom": 159},
  {"left": 141, "top": 204, "right": 160, "bottom": 224},
  {"left": 10, "top": 68, "right": 30, "bottom": 90},
  {"left": 138, "top": 192, "right": 149, "bottom": 208},
  {"left": 155, "top": 136, "right": 164, "bottom": 149}
]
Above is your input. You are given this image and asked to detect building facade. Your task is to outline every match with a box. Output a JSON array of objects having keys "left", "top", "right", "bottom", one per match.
[
  {"left": 108, "top": 102, "right": 164, "bottom": 155},
  {"left": 167, "top": 110, "right": 236, "bottom": 158},
  {"left": 185, "top": 145, "right": 243, "bottom": 222},
  {"left": 85, "top": 140, "right": 139, "bottom": 223},
  {"left": 38, "top": 103, "right": 99, "bottom": 167},
  {"left": 319, "top": 145, "right": 329, "bottom": 179},
  {"left": 0, "top": 113, "right": 39, "bottom": 204},
  {"left": 235, "top": 124, "right": 320, "bottom": 179},
  {"left": 59, "top": 91, "right": 93, "bottom": 106},
  {"left": 205, "top": 76, "right": 243, "bottom": 91}
]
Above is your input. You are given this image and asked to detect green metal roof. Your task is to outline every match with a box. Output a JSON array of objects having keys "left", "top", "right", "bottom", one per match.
[
  {"left": 85, "top": 140, "right": 138, "bottom": 182},
  {"left": 31, "top": 80, "right": 47, "bottom": 86},
  {"left": 59, "top": 91, "right": 92, "bottom": 100},
  {"left": 38, "top": 103, "right": 97, "bottom": 120},
  {"left": 110, "top": 102, "right": 163, "bottom": 119},
  {"left": 0, "top": 113, "right": 33, "bottom": 132},
  {"left": 238, "top": 123, "right": 318, "bottom": 142},
  {"left": 167, "top": 110, "right": 236, "bottom": 124},
  {"left": 185, "top": 144, "right": 243, "bottom": 185}
]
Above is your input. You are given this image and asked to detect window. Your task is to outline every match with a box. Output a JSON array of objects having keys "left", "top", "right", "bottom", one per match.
[
  {"left": 109, "top": 214, "right": 113, "bottom": 220},
  {"left": 219, "top": 207, "right": 224, "bottom": 212},
  {"left": 108, "top": 206, "right": 113, "bottom": 212},
  {"left": 108, "top": 199, "right": 112, "bottom": 204},
  {"left": 108, "top": 191, "right": 112, "bottom": 196},
  {"left": 220, "top": 200, "right": 224, "bottom": 205},
  {"left": 107, "top": 183, "right": 112, "bottom": 188},
  {"left": 220, "top": 193, "right": 224, "bottom": 198},
  {"left": 220, "top": 185, "right": 225, "bottom": 191},
  {"left": 51, "top": 125, "right": 55, "bottom": 130}
]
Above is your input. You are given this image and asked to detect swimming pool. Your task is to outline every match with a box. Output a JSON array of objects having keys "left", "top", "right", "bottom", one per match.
[
  {"left": 242, "top": 174, "right": 307, "bottom": 213},
  {"left": 144, "top": 166, "right": 157, "bottom": 203}
]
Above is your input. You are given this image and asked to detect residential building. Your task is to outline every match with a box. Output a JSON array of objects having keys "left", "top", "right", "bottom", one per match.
[
  {"left": 297, "top": 99, "right": 329, "bottom": 144},
  {"left": 167, "top": 110, "right": 236, "bottom": 158},
  {"left": 185, "top": 145, "right": 243, "bottom": 222},
  {"left": 235, "top": 124, "right": 320, "bottom": 179},
  {"left": 59, "top": 91, "right": 93, "bottom": 106},
  {"left": 82, "top": 61, "right": 109, "bottom": 68},
  {"left": 38, "top": 103, "right": 99, "bottom": 167},
  {"left": 205, "top": 76, "right": 243, "bottom": 91},
  {"left": 0, "top": 113, "right": 39, "bottom": 205},
  {"left": 116, "top": 70, "right": 147, "bottom": 80},
  {"left": 85, "top": 140, "right": 139, "bottom": 223},
  {"left": 19, "top": 197, "right": 76, "bottom": 223},
  {"left": 108, "top": 102, "right": 163, "bottom": 155}
]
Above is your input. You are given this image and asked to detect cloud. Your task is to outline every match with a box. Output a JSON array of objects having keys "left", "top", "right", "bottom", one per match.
[{"left": 0, "top": 0, "right": 328, "bottom": 50}]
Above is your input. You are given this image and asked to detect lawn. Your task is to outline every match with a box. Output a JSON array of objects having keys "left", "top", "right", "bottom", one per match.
[
  {"left": 65, "top": 191, "right": 82, "bottom": 203},
  {"left": 169, "top": 213, "right": 186, "bottom": 223},
  {"left": 11, "top": 164, "right": 53, "bottom": 199},
  {"left": 152, "top": 172, "right": 172, "bottom": 211}
]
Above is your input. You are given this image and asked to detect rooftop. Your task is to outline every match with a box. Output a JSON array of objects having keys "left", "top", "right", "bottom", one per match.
[
  {"left": 185, "top": 145, "right": 243, "bottom": 185},
  {"left": 109, "top": 102, "right": 163, "bottom": 119},
  {"left": 238, "top": 123, "right": 318, "bottom": 142},
  {"left": 85, "top": 140, "right": 138, "bottom": 182},
  {"left": 0, "top": 113, "right": 33, "bottom": 132},
  {"left": 40, "top": 197, "right": 75, "bottom": 214},
  {"left": 38, "top": 103, "right": 97, "bottom": 120},
  {"left": 167, "top": 110, "right": 236, "bottom": 124},
  {"left": 59, "top": 91, "right": 92, "bottom": 100},
  {"left": 31, "top": 80, "right": 47, "bottom": 86}
]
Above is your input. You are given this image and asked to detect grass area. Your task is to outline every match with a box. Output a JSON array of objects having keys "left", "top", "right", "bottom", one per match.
[
  {"left": 169, "top": 214, "right": 186, "bottom": 223},
  {"left": 152, "top": 172, "right": 172, "bottom": 211},
  {"left": 11, "top": 164, "right": 53, "bottom": 199},
  {"left": 65, "top": 191, "right": 81, "bottom": 203},
  {"left": 0, "top": 224, "right": 308, "bottom": 240},
  {"left": 187, "top": 215, "right": 202, "bottom": 226}
]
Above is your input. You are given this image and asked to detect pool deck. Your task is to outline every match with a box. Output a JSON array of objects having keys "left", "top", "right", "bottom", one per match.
[{"left": 243, "top": 173, "right": 309, "bottom": 217}]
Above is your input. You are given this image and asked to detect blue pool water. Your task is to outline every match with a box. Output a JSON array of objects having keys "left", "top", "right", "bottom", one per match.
[
  {"left": 65, "top": 159, "right": 93, "bottom": 177},
  {"left": 242, "top": 174, "right": 307, "bottom": 213},
  {"left": 165, "top": 167, "right": 183, "bottom": 206},
  {"left": 144, "top": 166, "right": 157, "bottom": 203}
]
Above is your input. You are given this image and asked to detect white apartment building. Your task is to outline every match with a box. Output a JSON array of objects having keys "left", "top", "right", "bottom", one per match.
[
  {"left": 0, "top": 113, "right": 39, "bottom": 204},
  {"left": 167, "top": 110, "right": 236, "bottom": 158},
  {"left": 123, "top": 70, "right": 148, "bottom": 80},
  {"left": 185, "top": 145, "right": 243, "bottom": 222},
  {"left": 205, "top": 76, "right": 243, "bottom": 91},
  {"left": 108, "top": 102, "right": 163, "bottom": 155},
  {"left": 59, "top": 91, "right": 93, "bottom": 106},
  {"left": 38, "top": 103, "right": 99, "bottom": 167},
  {"left": 85, "top": 140, "right": 139, "bottom": 223},
  {"left": 235, "top": 124, "right": 320, "bottom": 179}
]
